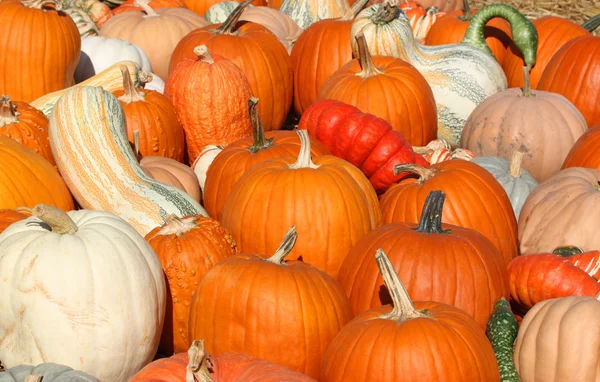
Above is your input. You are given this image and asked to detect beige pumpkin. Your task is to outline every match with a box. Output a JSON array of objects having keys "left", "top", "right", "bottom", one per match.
[
  {"left": 241, "top": 7, "right": 303, "bottom": 53},
  {"left": 519, "top": 167, "right": 600, "bottom": 255},
  {"left": 141, "top": 157, "right": 201, "bottom": 202},
  {"left": 514, "top": 295, "right": 600, "bottom": 382},
  {"left": 461, "top": 68, "right": 588, "bottom": 183},
  {"left": 99, "top": 0, "right": 208, "bottom": 79}
]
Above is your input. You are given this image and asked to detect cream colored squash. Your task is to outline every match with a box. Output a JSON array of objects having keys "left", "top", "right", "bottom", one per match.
[
  {"left": 48, "top": 86, "right": 207, "bottom": 236},
  {"left": 192, "top": 144, "right": 223, "bottom": 198},
  {"left": 0, "top": 205, "right": 166, "bottom": 382},
  {"left": 280, "top": 0, "right": 349, "bottom": 29}
]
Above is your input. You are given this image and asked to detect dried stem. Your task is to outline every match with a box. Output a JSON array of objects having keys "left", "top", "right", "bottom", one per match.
[
  {"left": 355, "top": 34, "right": 383, "bottom": 78},
  {"left": 118, "top": 65, "right": 145, "bottom": 103},
  {"left": 508, "top": 151, "right": 524, "bottom": 178},
  {"left": 266, "top": 226, "right": 298, "bottom": 265},
  {"left": 0, "top": 95, "right": 19, "bottom": 127},
  {"left": 194, "top": 45, "right": 214, "bottom": 64},
  {"left": 289, "top": 130, "right": 319, "bottom": 169},
  {"left": 16, "top": 205, "right": 78, "bottom": 235}
]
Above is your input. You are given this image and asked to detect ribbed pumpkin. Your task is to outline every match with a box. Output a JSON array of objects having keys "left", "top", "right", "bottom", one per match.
[
  {"left": 337, "top": 190, "right": 509, "bottom": 329},
  {"left": 188, "top": 227, "right": 354, "bottom": 379},
  {"left": 0, "top": 0, "right": 81, "bottom": 103},
  {"left": 112, "top": 0, "right": 187, "bottom": 14},
  {"left": 131, "top": 340, "right": 316, "bottom": 381},
  {"left": 99, "top": 0, "right": 208, "bottom": 79},
  {"left": 380, "top": 160, "right": 518, "bottom": 267},
  {"left": 241, "top": 6, "right": 303, "bottom": 53},
  {"left": 203, "top": 99, "right": 329, "bottom": 221},
  {"left": 169, "top": 0, "right": 292, "bottom": 132},
  {"left": 166, "top": 45, "right": 253, "bottom": 164},
  {"left": 113, "top": 66, "right": 185, "bottom": 162},
  {"left": 0, "top": 135, "right": 73, "bottom": 211},
  {"left": 0, "top": 95, "right": 54, "bottom": 165},
  {"left": 145, "top": 215, "right": 238, "bottom": 355},
  {"left": 460, "top": 67, "right": 587, "bottom": 182},
  {"left": 563, "top": 124, "right": 600, "bottom": 170},
  {"left": 538, "top": 35, "right": 600, "bottom": 127},
  {"left": 318, "top": 34, "right": 437, "bottom": 146},
  {"left": 290, "top": 0, "right": 369, "bottom": 115},
  {"left": 279, "top": 0, "right": 349, "bottom": 30},
  {"left": 321, "top": 249, "right": 500, "bottom": 382},
  {"left": 0, "top": 210, "right": 26, "bottom": 234}
]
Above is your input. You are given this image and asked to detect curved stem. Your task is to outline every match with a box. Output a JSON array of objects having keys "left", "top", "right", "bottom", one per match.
[
  {"left": 158, "top": 214, "right": 197, "bottom": 236},
  {"left": 134, "top": 0, "right": 159, "bottom": 16},
  {"left": 462, "top": 4, "right": 538, "bottom": 69},
  {"left": 118, "top": 65, "right": 145, "bottom": 103},
  {"left": 194, "top": 45, "right": 214, "bottom": 64},
  {"left": 393, "top": 163, "right": 437, "bottom": 183},
  {"left": 266, "top": 226, "right": 297, "bottom": 265},
  {"left": 508, "top": 151, "right": 524, "bottom": 178},
  {"left": 217, "top": 0, "right": 254, "bottom": 35},
  {"left": 355, "top": 34, "right": 383, "bottom": 78},
  {"left": 376, "top": 248, "right": 427, "bottom": 321},
  {"left": 248, "top": 97, "right": 273, "bottom": 153},
  {"left": 185, "top": 340, "right": 214, "bottom": 382},
  {"left": 289, "top": 130, "right": 319, "bottom": 169},
  {"left": 459, "top": 0, "right": 472, "bottom": 21},
  {"left": 552, "top": 246, "right": 585, "bottom": 257},
  {"left": 341, "top": 0, "right": 369, "bottom": 21},
  {"left": 16, "top": 205, "right": 78, "bottom": 235},
  {"left": 414, "top": 190, "right": 449, "bottom": 234},
  {"left": 0, "top": 95, "right": 20, "bottom": 127},
  {"left": 520, "top": 66, "right": 534, "bottom": 98},
  {"left": 581, "top": 14, "right": 600, "bottom": 32},
  {"left": 139, "top": 71, "right": 153, "bottom": 86},
  {"left": 373, "top": 0, "right": 400, "bottom": 23}
]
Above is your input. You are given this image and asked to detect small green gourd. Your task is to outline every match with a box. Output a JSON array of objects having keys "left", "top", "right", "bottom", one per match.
[{"left": 486, "top": 297, "right": 521, "bottom": 382}]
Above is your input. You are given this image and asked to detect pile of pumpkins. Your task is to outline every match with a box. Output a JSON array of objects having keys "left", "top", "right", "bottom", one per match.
[{"left": 0, "top": 0, "right": 599, "bottom": 380}]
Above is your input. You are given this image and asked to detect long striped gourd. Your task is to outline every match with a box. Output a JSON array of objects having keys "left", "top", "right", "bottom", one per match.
[
  {"left": 31, "top": 61, "right": 143, "bottom": 116},
  {"left": 48, "top": 86, "right": 207, "bottom": 236}
]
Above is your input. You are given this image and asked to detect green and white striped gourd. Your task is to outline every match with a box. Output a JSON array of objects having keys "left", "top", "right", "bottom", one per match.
[
  {"left": 205, "top": 1, "right": 253, "bottom": 24},
  {"left": 48, "top": 86, "right": 207, "bottom": 236}
]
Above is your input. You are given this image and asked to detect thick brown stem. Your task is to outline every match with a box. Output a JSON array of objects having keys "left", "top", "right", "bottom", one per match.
[
  {"left": 374, "top": 0, "right": 400, "bottom": 22},
  {"left": 185, "top": 340, "right": 214, "bottom": 382},
  {"left": 355, "top": 34, "right": 383, "bottom": 78},
  {"left": 412, "top": 139, "right": 451, "bottom": 154},
  {"left": 24, "top": 375, "right": 42, "bottom": 382},
  {"left": 134, "top": 0, "right": 159, "bottom": 16},
  {"left": 393, "top": 163, "right": 437, "bottom": 183},
  {"left": 194, "top": 45, "right": 214, "bottom": 64},
  {"left": 217, "top": 0, "right": 254, "bottom": 34},
  {"left": 376, "top": 248, "right": 427, "bottom": 321},
  {"left": 159, "top": 214, "right": 197, "bottom": 236},
  {"left": 0, "top": 95, "right": 19, "bottom": 127},
  {"left": 16, "top": 205, "right": 78, "bottom": 235},
  {"left": 289, "top": 130, "right": 319, "bottom": 169},
  {"left": 521, "top": 66, "right": 534, "bottom": 98},
  {"left": 459, "top": 0, "right": 472, "bottom": 21},
  {"left": 248, "top": 97, "right": 273, "bottom": 153},
  {"left": 341, "top": 0, "right": 370, "bottom": 20},
  {"left": 267, "top": 226, "right": 297, "bottom": 265},
  {"left": 508, "top": 151, "right": 524, "bottom": 178},
  {"left": 118, "top": 65, "right": 145, "bottom": 103},
  {"left": 415, "top": 190, "right": 450, "bottom": 234}
]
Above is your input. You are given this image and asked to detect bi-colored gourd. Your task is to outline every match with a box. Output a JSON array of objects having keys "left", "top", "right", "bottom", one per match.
[
  {"left": 61, "top": 0, "right": 113, "bottom": 37},
  {"left": 486, "top": 298, "right": 520, "bottom": 382},
  {"left": 48, "top": 86, "right": 207, "bottom": 236},
  {"left": 204, "top": 1, "right": 254, "bottom": 23},
  {"left": 279, "top": 0, "right": 349, "bottom": 29},
  {"left": 0, "top": 363, "right": 99, "bottom": 381},
  {"left": 0, "top": 205, "right": 166, "bottom": 382}
]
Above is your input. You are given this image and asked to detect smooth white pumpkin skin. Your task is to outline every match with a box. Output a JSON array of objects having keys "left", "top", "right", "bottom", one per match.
[
  {"left": 471, "top": 156, "right": 538, "bottom": 220},
  {"left": 49, "top": 86, "right": 208, "bottom": 236},
  {"left": 0, "top": 210, "right": 166, "bottom": 382},
  {"left": 144, "top": 72, "right": 165, "bottom": 94},
  {"left": 75, "top": 36, "right": 152, "bottom": 83},
  {"left": 192, "top": 145, "right": 223, "bottom": 198}
]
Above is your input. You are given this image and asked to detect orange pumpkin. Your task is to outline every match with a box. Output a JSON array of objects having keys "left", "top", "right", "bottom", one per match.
[
  {"left": 146, "top": 215, "right": 238, "bottom": 355},
  {"left": 318, "top": 34, "right": 437, "bottom": 146},
  {"left": 380, "top": 161, "right": 518, "bottom": 267},
  {"left": 0, "top": 0, "right": 80, "bottom": 103},
  {"left": 0, "top": 95, "right": 54, "bottom": 165},
  {"left": 563, "top": 124, "right": 600, "bottom": 170},
  {"left": 203, "top": 98, "right": 329, "bottom": 221},
  {"left": 113, "top": 67, "right": 185, "bottom": 162},
  {"left": 221, "top": 130, "right": 381, "bottom": 278},
  {"left": 112, "top": 0, "right": 187, "bottom": 14},
  {"left": 321, "top": 249, "right": 500, "bottom": 381},
  {"left": 165, "top": 45, "right": 253, "bottom": 163},
  {"left": 169, "top": 0, "right": 292, "bottom": 132},
  {"left": 0, "top": 210, "right": 26, "bottom": 233}
]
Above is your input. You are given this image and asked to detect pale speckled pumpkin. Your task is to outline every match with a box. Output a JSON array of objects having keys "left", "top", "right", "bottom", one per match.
[
  {"left": 48, "top": 86, "right": 207, "bottom": 236},
  {"left": 280, "top": 0, "right": 349, "bottom": 29},
  {"left": 0, "top": 363, "right": 99, "bottom": 381}
]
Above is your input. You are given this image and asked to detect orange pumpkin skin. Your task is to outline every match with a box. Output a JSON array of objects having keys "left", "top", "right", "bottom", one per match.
[
  {"left": 0, "top": 135, "right": 74, "bottom": 211},
  {"left": 0, "top": 95, "right": 54, "bottom": 165},
  {"left": 563, "top": 124, "right": 600, "bottom": 170},
  {"left": 380, "top": 161, "right": 518, "bottom": 267},
  {"left": 503, "top": 16, "right": 589, "bottom": 89},
  {"left": 169, "top": 3, "right": 292, "bottom": 132},
  {"left": 165, "top": 46, "right": 253, "bottom": 163},
  {"left": 145, "top": 215, "right": 238, "bottom": 355},
  {"left": 0, "top": 210, "right": 26, "bottom": 233},
  {"left": 112, "top": 0, "right": 187, "bottom": 14},
  {"left": 538, "top": 35, "right": 600, "bottom": 127},
  {"left": 0, "top": 0, "right": 80, "bottom": 103}
]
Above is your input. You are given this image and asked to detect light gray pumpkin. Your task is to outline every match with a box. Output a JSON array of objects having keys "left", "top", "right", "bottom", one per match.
[
  {"left": 0, "top": 363, "right": 99, "bottom": 382},
  {"left": 471, "top": 151, "right": 538, "bottom": 219}
]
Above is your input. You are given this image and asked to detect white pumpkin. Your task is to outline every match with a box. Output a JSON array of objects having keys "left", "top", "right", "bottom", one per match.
[
  {"left": 471, "top": 151, "right": 538, "bottom": 220},
  {"left": 192, "top": 144, "right": 223, "bottom": 198},
  {"left": 0, "top": 205, "right": 166, "bottom": 382},
  {"left": 75, "top": 36, "right": 152, "bottom": 83},
  {"left": 204, "top": 1, "right": 253, "bottom": 24}
]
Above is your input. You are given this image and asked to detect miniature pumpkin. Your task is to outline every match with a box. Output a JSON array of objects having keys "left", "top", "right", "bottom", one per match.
[
  {"left": 0, "top": 210, "right": 26, "bottom": 234},
  {"left": 563, "top": 124, "right": 600, "bottom": 170},
  {"left": 0, "top": 363, "right": 99, "bottom": 381}
]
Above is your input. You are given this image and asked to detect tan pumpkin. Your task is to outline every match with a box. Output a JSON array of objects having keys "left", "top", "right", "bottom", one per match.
[{"left": 460, "top": 67, "right": 588, "bottom": 183}]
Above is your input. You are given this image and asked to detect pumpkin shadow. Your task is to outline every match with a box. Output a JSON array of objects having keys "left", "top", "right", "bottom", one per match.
[
  {"left": 378, "top": 285, "right": 392, "bottom": 307},
  {"left": 25, "top": 220, "right": 51, "bottom": 232}
]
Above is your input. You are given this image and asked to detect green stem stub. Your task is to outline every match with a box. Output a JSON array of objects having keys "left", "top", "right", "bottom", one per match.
[{"left": 486, "top": 297, "right": 521, "bottom": 382}]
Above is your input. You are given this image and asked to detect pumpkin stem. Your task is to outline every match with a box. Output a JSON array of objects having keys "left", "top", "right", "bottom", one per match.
[
  {"left": 0, "top": 95, "right": 20, "bottom": 127},
  {"left": 412, "top": 139, "right": 451, "bottom": 155},
  {"left": 194, "top": 45, "right": 214, "bottom": 64},
  {"left": 581, "top": 14, "right": 600, "bottom": 32},
  {"left": 248, "top": 97, "right": 274, "bottom": 153},
  {"left": 341, "top": 0, "right": 370, "bottom": 20},
  {"left": 355, "top": 33, "right": 384, "bottom": 78},
  {"left": 133, "top": 129, "right": 142, "bottom": 160},
  {"left": 376, "top": 248, "right": 427, "bottom": 321},
  {"left": 134, "top": 0, "right": 159, "bottom": 17},
  {"left": 15, "top": 205, "right": 78, "bottom": 235},
  {"left": 217, "top": 0, "right": 254, "bottom": 35},
  {"left": 139, "top": 71, "right": 154, "bottom": 87},
  {"left": 393, "top": 163, "right": 437, "bottom": 183},
  {"left": 289, "top": 130, "right": 319, "bottom": 169},
  {"left": 414, "top": 190, "right": 450, "bottom": 234},
  {"left": 158, "top": 214, "right": 197, "bottom": 236},
  {"left": 24, "top": 375, "right": 42, "bottom": 382},
  {"left": 508, "top": 150, "right": 525, "bottom": 178},
  {"left": 118, "top": 65, "right": 146, "bottom": 103},
  {"left": 520, "top": 66, "right": 535, "bottom": 98},
  {"left": 22, "top": 0, "right": 62, "bottom": 11},
  {"left": 266, "top": 226, "right": 298, "bottom": 265},
  {"left": 374, "top": 0, "right": 400, "bottom": 23},
  {"left": 185, "top": 340, "right": 214, "bottom": 382},
  {"left": 459, "top": 0, "right": 472, "bottom": 21},
  {"left": 552, "top": 246, "right": 585, "bottom": 257}
]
